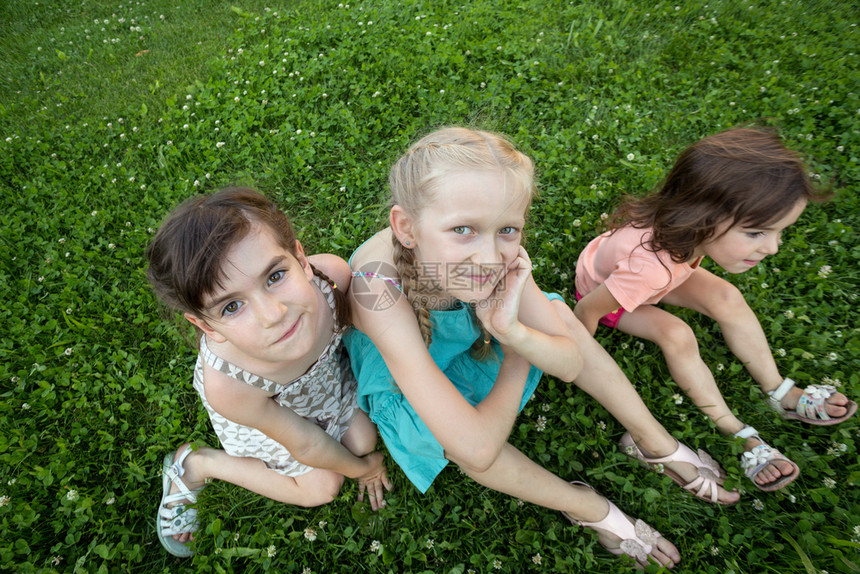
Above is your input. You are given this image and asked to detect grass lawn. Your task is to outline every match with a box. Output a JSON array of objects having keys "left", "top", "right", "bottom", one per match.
[{"left": 1, "top": 0, "right": 858, "bottom": 572}]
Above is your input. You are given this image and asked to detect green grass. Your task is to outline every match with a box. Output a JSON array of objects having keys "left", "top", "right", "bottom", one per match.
[{"left": 1, "top": 0, "right": 859, "bottom": 572}]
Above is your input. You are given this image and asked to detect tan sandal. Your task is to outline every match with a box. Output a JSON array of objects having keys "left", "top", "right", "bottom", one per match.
[
  {"left": 619, "top": 432, "right": 737, "bottom": 505},
  {"left": 767, "top": 378, "right": 857, "bottom": 426}
]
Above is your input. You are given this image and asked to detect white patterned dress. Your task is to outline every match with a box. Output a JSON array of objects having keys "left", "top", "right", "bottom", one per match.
[{"left": 192, "top": 276, "right": 359, "bottom": 477}]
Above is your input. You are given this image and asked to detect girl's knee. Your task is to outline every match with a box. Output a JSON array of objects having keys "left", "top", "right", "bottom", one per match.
[
  {"left": 658, "top": 320, "right": 699, "bottom": 357},
  {"left": 298, "top": 472, "right": 345, "bottom": 507},
  {"left": 708, "top": 282, "right": 748, "bottom": 319},
  {"left": 342, "top": 411, "right": 378, "bottom": 456}
]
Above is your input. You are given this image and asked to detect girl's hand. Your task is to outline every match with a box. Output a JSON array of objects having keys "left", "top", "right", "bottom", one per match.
[
  {"left": 476, "top": 246, "right": 533, "bottom": 344},
  {"left": 356, "top": 451, "right": 392, "bottom": 511}
]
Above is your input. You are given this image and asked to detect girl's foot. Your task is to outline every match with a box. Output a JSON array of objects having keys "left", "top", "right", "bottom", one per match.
[
  {"left": 562, "top": 483, "right": 680, "bottom": 570},
  {"left": 157, "top": 443, "right": 208, "bottom": 550},
  {"left": 620, "top": 433, "right": 740, "bottom": 505},
  {"left": 735, "top": 426, "right": 800, "bottom": 491},
  {"left": 768, "top": 379, "right": 857, "bottom": 425}
]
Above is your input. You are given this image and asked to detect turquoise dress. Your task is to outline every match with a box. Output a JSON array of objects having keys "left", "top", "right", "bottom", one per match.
[{"left": 344, "top": 273, "right": 562, "bottom": 493}]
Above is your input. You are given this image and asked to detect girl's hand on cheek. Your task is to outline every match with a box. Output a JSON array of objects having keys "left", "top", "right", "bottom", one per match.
[{"left": 476, "top": 246, "right": 532, "bottom": 343}]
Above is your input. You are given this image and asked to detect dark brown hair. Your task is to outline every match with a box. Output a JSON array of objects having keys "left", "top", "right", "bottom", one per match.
[
  {"left": 146, "top": 186, "right": 350, "bottom": 331},
  {"left": 610, "top": 127, "right": 828, "bottom": 263}
]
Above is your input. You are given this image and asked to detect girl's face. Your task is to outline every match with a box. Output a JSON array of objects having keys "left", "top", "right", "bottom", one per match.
[
  {"left": 696, "top": 199, "right": 807, "bottom": 273},
  {"left": 185, "top": 223, "right": 321, "bottom": 367},
  {"left": 406, "top": 169, "right": 529, "bottom": 304}
]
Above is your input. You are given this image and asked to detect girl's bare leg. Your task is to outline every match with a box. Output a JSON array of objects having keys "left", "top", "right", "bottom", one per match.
[
  {"left": 552, "top": 300, "right": 740, "bottom": 502},
  {"left": 165, "top": 443, "right": 345, "bottom": 542},
  {"left": 450, "top": 443, "right": 681, "bottom": 568},
  {"left": 663, "top": 268, "right": 851, "bottom": 418}
]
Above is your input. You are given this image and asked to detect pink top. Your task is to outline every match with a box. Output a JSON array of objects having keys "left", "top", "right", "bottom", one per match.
[{"left": 575, "top": 226, "right": 702, "bottom": 312}]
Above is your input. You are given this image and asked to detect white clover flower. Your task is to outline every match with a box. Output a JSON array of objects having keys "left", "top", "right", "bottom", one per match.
[
  {"left": 597, "top": 421, "right": 606, "bottom": 431},
  {"left": 535, "top": 415, "right": 547, "bottom": 431},
  {"left": 710, "top": 546, "right": 719, "bottom": 556},
  {"left": 66, "top": 490, "right": 79, "bottom": 501},
  {"left": 108, "top": 243, "right": 116, "bottom": 249},
  {"left": 92, "top": 210, "right": 98, "bottom": 216},
  {"left": 784, "top": 310, "right": 794, "bottom": 319},
  {"left": 679, "top": 413, "right": 687, "bottom": 421},
  {"left": 52, "top": 556, "right": 62, "bottom": 565},
  {"left": 572, "top": 219, "right": 581, "bottom": 227},
  {"left": 0, "top": 495, "right": 9, "bottom": 507},
  {"left": 627, "top": 153, "right": 635, "bottom": 161},
  {"left": 267, "top": 544, "right": 277, "bottom": 557},
  {"left": 302, "top": 569, "right": 312, "bottom": 574},
  {"left": 216, "top": 142, "right": 226, "bottom": 148},
  {"left": 494, "top": 559, "right": 502, "bottom": 570},
  {"left": 600, "top": 212, "right": 608, "bottom": 221},
  {"left": 672, "top": 393, "right": 683, "bottom": 405},
  {"left": 827, "top": 353, "right": 838, "bottom": 361},
  {"left": 752, "top": 499, "right": 764, "bottom": 510},
  {"left": 818, "top": 265, "right": 832, "bottom": 279},
  {"left": 64, "top": 348, "right": 73, "bottom": 356},
  {"left": 425, "top": 539, "right": 435, "bottom": 549},
  {"left": 776, "top": 348, "right": 786, "bottom": 357},
  {"left": 532, "top": 553, "right": 542, "bottom": 565},
  {"left": 788, "top": 494, "right": 796, "bottom": 503},
  {"left": 837, "top": 145, "right": 844, "bottom": 152},
  {"left": 304, "top": 527, "right": 317, "bottom": 541},
  {"left": 370, "top": 540, "right": 380, "bottom": 552},
  {"left": 541, "top": 403, "right": 550, "bottom": 412},
  {"left": 22, "top": 403, "right": 30, "bottom": 410},
  {"left": 823, "top": 477, "right": 836, "bottom": 489},
  {"left": 105, "top": 497, "right": 115, "bottom": 505}
]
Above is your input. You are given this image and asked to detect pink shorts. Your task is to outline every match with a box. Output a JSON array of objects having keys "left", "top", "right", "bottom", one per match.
[{"left": 575, "top": 290, "right": 625, "bottom": 329}]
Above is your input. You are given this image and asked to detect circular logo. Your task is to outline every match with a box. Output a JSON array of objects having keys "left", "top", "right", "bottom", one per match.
[{"left": 352, "top": 261, "right": 403, "bottom": 312}]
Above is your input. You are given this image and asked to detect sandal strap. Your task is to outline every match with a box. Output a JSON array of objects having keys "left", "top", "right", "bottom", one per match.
[
  {"left": 165, "top": 446, "right": 199, "bottom": 502},
  {"left": 795, "top": 384, "right": 836, "bottom": 421},
  {"left": 562, "top": 481, "right": 660, "bottom": 564},
  {"left": 766, "top": 378, "right": 796, "bottom": 414},
  {"left": 622, "top": 435, "right": 723, "bottom": 504},
  {"left": 158, "top": 504, "right": 199, "bottom": 537},
  {"left": 733, "top": 425, "right": 759, "bottom": 441},
  {"left": 740, "top": 443, "right": 786, "bottom": 478},
  {"left": 579, "top": 501, "right": 659, "bottom": 563}
]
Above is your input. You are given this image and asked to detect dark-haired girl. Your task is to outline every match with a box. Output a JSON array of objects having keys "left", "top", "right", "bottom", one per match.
[
  {"left": 574, "top": 127, "right": 856, "bottom": 493},
  {"left": 147, "top": 188, "right": 390, "bottom": 557}
]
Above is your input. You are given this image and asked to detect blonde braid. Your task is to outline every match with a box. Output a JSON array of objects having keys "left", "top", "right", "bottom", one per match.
[
  {"left": 469, "top": 304, "right": 497, "bottom": 361},
  {"left": 392, "top": 235, "right": 433, "bottom": 347}
]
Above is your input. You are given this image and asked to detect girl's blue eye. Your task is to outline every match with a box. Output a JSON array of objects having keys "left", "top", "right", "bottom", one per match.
[
  {"left": 268, "top": 270, "right": 285, "bottom": 285},
  {"left": 746, "top": 231, "right": 765, "bottom": 238},
  {"left": 222, "top": 301, "right": 241, "bottom": 316},
  {"left": 453, "top": 226, "right": 471, "bottom": 235},
  {"left": 499, "top": 226, "right": 517, "bottom": 235}
]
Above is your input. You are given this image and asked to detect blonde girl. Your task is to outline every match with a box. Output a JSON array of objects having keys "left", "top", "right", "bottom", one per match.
[
  {"left": 574, "top": 127, "right": 856, "bottom": 492},
  {"left": 147, "top": 187, "right": 391, "bottom": 557},
  {"left": 345, "top": 127, "right": 737, "bottom": 569}
]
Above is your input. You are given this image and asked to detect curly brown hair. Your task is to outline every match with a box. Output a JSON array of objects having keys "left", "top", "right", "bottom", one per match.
[{"left": 610, "top": 127, "right": 828, "bottom": 263}]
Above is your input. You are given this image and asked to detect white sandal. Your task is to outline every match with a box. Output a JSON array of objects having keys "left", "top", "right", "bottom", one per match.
[
  {"left": 767, "top": 378, "right": 857, "bottom": 426},
  {"left": 561, "top": 482, "right": 675, "bottom": 569},
  {"left": 156, "top": 445, "right": 206, "bottom": 557},
  {"left": 734, "top": 426, "right": 800, "bottom": 492}
]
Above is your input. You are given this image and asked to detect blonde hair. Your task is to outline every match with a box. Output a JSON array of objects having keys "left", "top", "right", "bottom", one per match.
[{"left": 389, "top": 127, "right": 536, "bottom": 357}]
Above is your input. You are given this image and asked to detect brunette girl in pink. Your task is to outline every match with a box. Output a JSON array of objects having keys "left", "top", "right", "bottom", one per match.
[{"left": 574, "top": 127, "right": 856, "bottom": 493}]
